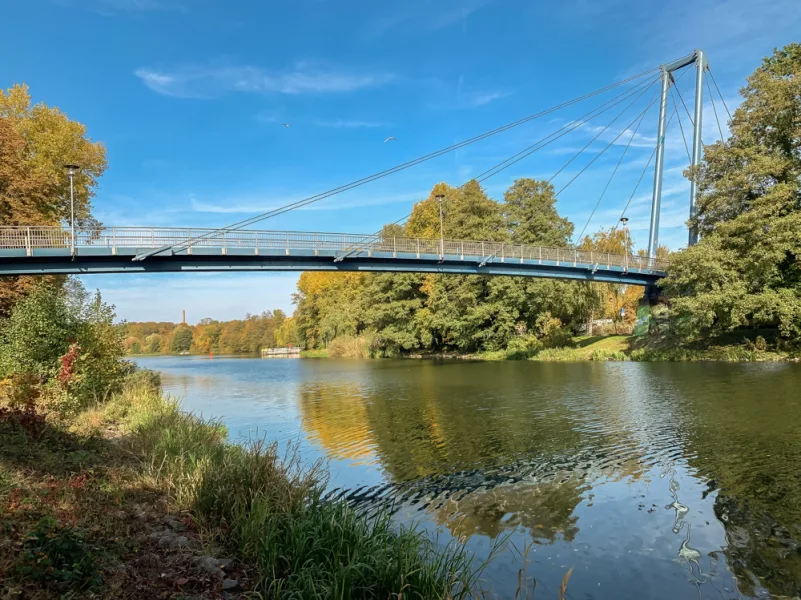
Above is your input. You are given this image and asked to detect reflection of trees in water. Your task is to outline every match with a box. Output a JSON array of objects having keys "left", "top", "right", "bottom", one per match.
[
  {"left": 433, "top": 477, "right": 584, "bottom": 542},
  {"left": 297, "top": 383, "right": 377, "bottom": 462},
  {"left": 713, "top": 492, "right": 801, "bottom": 598},
  {"left": 662, "top": 363, "right": 801, "bottom": 597},
  {"left": 296, "top": 361, "right": 649, "bottom": 542}
]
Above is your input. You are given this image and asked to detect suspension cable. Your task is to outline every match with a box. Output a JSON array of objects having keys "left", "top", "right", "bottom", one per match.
[
  {"left": 672, "top": 74, "right": 695, "bottom": 126},
  {"left": 335, "top": 75, "right": 660, "bottom": 257},
  {"left": 473, "top": 75, "right": 659, "bottom": 183},
  {"left": 555, "top": 87, "right": 660, "bottom": 198},
  {"left": 545, "top": 79, "right": 659, "bottom": 185},
  {"left": 706, "top": 76, "right": 725, "bottom": 140},
  {"left": 670, "top": 88, "right": 692, "bottom": 162},
  {"left": 134, "top": 68, "right": 660, "bottom": 260},
  {"left": 707, "top": 67, "right": 733, "bottom": 121},
  {"left": 574, "top": 91, "right": 657, "bottom": 243}
]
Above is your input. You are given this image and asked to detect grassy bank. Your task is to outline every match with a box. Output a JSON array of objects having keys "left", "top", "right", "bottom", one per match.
[
  {"left": 1, "top": 373, "right": 480, "bottom": 599},
  {"left": 302, "top": 334, "right": 798, "bottom": 363}
]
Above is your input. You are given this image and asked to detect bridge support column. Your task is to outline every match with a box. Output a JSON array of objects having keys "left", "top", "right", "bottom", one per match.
[
  {"left": 634, "top": 284, "right": 667, "bottom": 337},
  {"left": 688, "top": 50, "right": 705, "bottom": 246},
  {"left": 647, "top": 67, "right": 670, "bottom": 260},
  {"left": 647, "top": 49, "right": 707, "bottom": 259}
]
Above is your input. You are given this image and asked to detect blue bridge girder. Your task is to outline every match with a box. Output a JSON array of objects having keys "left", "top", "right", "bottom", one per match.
[{"left": 0, "top": 226, "right": 668, "bottom": 286}]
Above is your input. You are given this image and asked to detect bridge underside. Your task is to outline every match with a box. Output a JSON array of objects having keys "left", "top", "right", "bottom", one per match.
[{"left": 0, "top": 247, "right": 664, "bottom": 286}]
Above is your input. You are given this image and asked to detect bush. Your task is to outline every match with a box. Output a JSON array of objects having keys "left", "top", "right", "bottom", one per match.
[
  {"left": 15, "top": 517, "right": 103, "bottom": 591},
  {"left": 589, "top": 349, "right": 628, "bottom": 361},
  {"left": 505, "top": 335, "right": 542, "bottom": 360},
  {"left": 0, "top": 280, "right": 127, "bottom": 413},
  {"left": 327, "top": 334, "right": 376, "bottom": 358},
  {"left": 535, "top": 313, "right": 574, "bottom": 349}
]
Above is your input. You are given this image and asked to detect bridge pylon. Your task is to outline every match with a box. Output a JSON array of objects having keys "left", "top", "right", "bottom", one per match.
[{"left": 647, "top": 49, "right": 706, "bottom": 259}]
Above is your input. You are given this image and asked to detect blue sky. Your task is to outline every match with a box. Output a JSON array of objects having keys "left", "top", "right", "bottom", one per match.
[{"left": 2, "top": 0, "right": 799, "bottom": 322}]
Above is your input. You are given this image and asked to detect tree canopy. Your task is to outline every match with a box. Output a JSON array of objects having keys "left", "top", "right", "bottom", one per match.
[
  {"left": 662, "top": 43, "right": 801, "bottom": 341},
  {"left": 0, "top": 84, "right": 108, "bottom": 316}
]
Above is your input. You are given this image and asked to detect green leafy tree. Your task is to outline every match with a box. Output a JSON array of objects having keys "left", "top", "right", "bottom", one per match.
[
  {"left": 503, "top": 178, "right": 573, "bottom": 246},
  {"left": 662, "top": 43, "right": 801, "bottom": 341},
  {"left": 169, "top": 326, "right": 193, "bottom": 353}
]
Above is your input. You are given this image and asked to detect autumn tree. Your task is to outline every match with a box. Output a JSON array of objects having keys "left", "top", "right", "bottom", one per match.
[{"left": 0, "top": 85, "right": 108, "bottom": 315}]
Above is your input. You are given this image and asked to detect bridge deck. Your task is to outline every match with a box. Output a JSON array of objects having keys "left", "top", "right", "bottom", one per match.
[{"left": 0, "top": 227, "right": 668, "bottom": 286}]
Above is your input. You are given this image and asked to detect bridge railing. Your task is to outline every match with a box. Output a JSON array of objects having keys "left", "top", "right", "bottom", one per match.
[{"left": 0, "top": 226, "right": 670, "bottom": 273}]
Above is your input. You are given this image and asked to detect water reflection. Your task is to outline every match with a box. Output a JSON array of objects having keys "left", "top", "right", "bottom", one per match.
[{"left": 139, "top": 356, "right": 801, "bottom": 599}]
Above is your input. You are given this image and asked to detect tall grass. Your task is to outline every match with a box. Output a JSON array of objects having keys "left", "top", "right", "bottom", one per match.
[
  {"left": 327, "top": 334, "right": 374, "bottom": 359},
  {"left": 101, "top": 378, "right": 480, "bottom": 598}
]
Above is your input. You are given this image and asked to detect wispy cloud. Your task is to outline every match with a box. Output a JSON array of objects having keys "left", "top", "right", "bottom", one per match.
[
  {"left": 135, "top": 62, "right": 395, "bottom": 99},
  {"left": 189, "top": 190, "right": 426, "bottom": 215},
  {"left": 364, "top": 0, "right": 490, "bottom": 37},
  {"left": 458, "top": 90, "right": 512, "bottom": 109},
  {"left": 312, "top": 119, "right": 387, "bottom": 129}
]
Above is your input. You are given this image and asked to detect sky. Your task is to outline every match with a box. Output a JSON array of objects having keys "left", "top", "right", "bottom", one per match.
[{"left": 2, "top": 0, "right": 799, "bottom": 323}]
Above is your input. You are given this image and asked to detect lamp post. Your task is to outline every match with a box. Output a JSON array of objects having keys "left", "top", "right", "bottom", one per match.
[
  {"left": 619, "top": 217, "right": 629, "bottom": 272},
  {"left": 64, "top": 164, "right": 81, "bottom": 256},
  {"left": 435, "top": 194, "right": 445, "bottom": 260}
]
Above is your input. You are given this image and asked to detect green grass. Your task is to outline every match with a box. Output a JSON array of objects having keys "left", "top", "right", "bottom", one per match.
[
  {"left": 300, "top": 348, "right": 329, "bottom": 358},
  {"left": 2, "top": 373, "right": 482, "bottom": 599}
]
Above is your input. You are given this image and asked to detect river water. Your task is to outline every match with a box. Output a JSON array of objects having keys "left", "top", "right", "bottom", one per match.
[{"left": 135, "top": 356, "right": 801, "bottom": 599}]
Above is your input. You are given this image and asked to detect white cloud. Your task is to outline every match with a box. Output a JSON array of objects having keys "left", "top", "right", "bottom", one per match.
[
  {"left": 312, "top": 119, "right": 387, "bottom": 129},
  {"left": 364, "top": 0, "right": 489, "bottom": 37},
  {"left": 135, "top": 62, "right": 395, "bottom": 98},
  {"left": 458, "top": 90, "right": 512, "bottom": 109},
  {"left": 189, "top": 190, "right": 426, "bottom": 215}
]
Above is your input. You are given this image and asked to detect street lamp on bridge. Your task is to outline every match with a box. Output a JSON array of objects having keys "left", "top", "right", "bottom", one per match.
[
  {"left": 63, "top": 164, "right": 81, "bottom": 257},
  {"left": 620, "top": 217, "right": 629, "bottom": 272}
]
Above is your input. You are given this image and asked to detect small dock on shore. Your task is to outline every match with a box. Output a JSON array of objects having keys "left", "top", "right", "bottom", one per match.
[{"left": 261, "top": 347, "right": 301, "bottom": 358}]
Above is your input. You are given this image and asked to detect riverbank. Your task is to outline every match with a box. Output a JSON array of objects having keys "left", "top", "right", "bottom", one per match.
[
  {"left": 0, "top": 372, "right": 479, "bottom": 598},
  {"left": 299, "top": 334, "right": 798, "bottom": 363}
]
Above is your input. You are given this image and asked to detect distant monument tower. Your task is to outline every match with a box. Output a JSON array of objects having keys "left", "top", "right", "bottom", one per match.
[{"left": 182, "top": 309, "right": 186, "bottom": 325}]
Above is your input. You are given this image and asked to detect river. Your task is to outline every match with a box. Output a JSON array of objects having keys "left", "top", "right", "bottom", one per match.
[{"left": 135, "top": 356, "right": 801, "bottom": 599}]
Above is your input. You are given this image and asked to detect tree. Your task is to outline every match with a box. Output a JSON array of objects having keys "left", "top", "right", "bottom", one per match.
[
  {"left": 170, "top": 326, "right": 193, "bottom": 353},
  {"left": 0, "top": 85, "right": 108, "bottom": 316},
  {"left": 503, "top": 178, "right": 573, "bottom": 246},
  {"left": 0, "top": 84, "right": 107, "bottom": 228},
  {"left": 662, "top": 43, "right": 801, "bottom": 341},
  {"left": 274, "top": 317, "right": 299, "bottom": 347}
]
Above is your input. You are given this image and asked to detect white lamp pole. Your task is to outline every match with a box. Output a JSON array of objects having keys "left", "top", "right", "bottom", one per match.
[
  {"left": 435, "top": 194, "right": 445, "bottom": 260},
  {"left": 64, "top": 164, "right": 81, "bottom": 256},
  {"left": 620, "top": 217, "right": 629, "bottom": 272}
]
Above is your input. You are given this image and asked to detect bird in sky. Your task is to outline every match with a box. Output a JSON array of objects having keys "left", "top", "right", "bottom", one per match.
[
  {"left": 282, "top": 123, "right": 292, "bottom": 128},
  {"left": 383, "top": 136, "right": 396, "bottom": 143}
]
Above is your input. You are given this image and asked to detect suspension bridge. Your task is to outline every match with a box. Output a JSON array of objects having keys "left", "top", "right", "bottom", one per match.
[{"left": 0, "top": 50, "right": 731, "bottom": 288}]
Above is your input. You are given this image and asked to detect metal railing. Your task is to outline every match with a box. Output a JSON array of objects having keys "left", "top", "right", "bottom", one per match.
[{"left": 0, "top": 226, "right": 670, "bottom": 273}]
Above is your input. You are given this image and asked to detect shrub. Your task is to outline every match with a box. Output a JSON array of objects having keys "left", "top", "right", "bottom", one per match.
[
  {"left": 535, "top": 313, "right": 574, "bottom": 349},
  {"left": 15, "top": 517, "right": 103, "bottom": 591},
  {"left": 589, "top": 349, "right": 628, "bottom": 361},
  {"left": 0, "top": 281, "right": 126, "bottom": 413},
  {"left": 505, "top": 335, "right": 542, "bottom": 360},
  {"left": 327, "top": 334, "right": 376, "bottom": 358}
]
